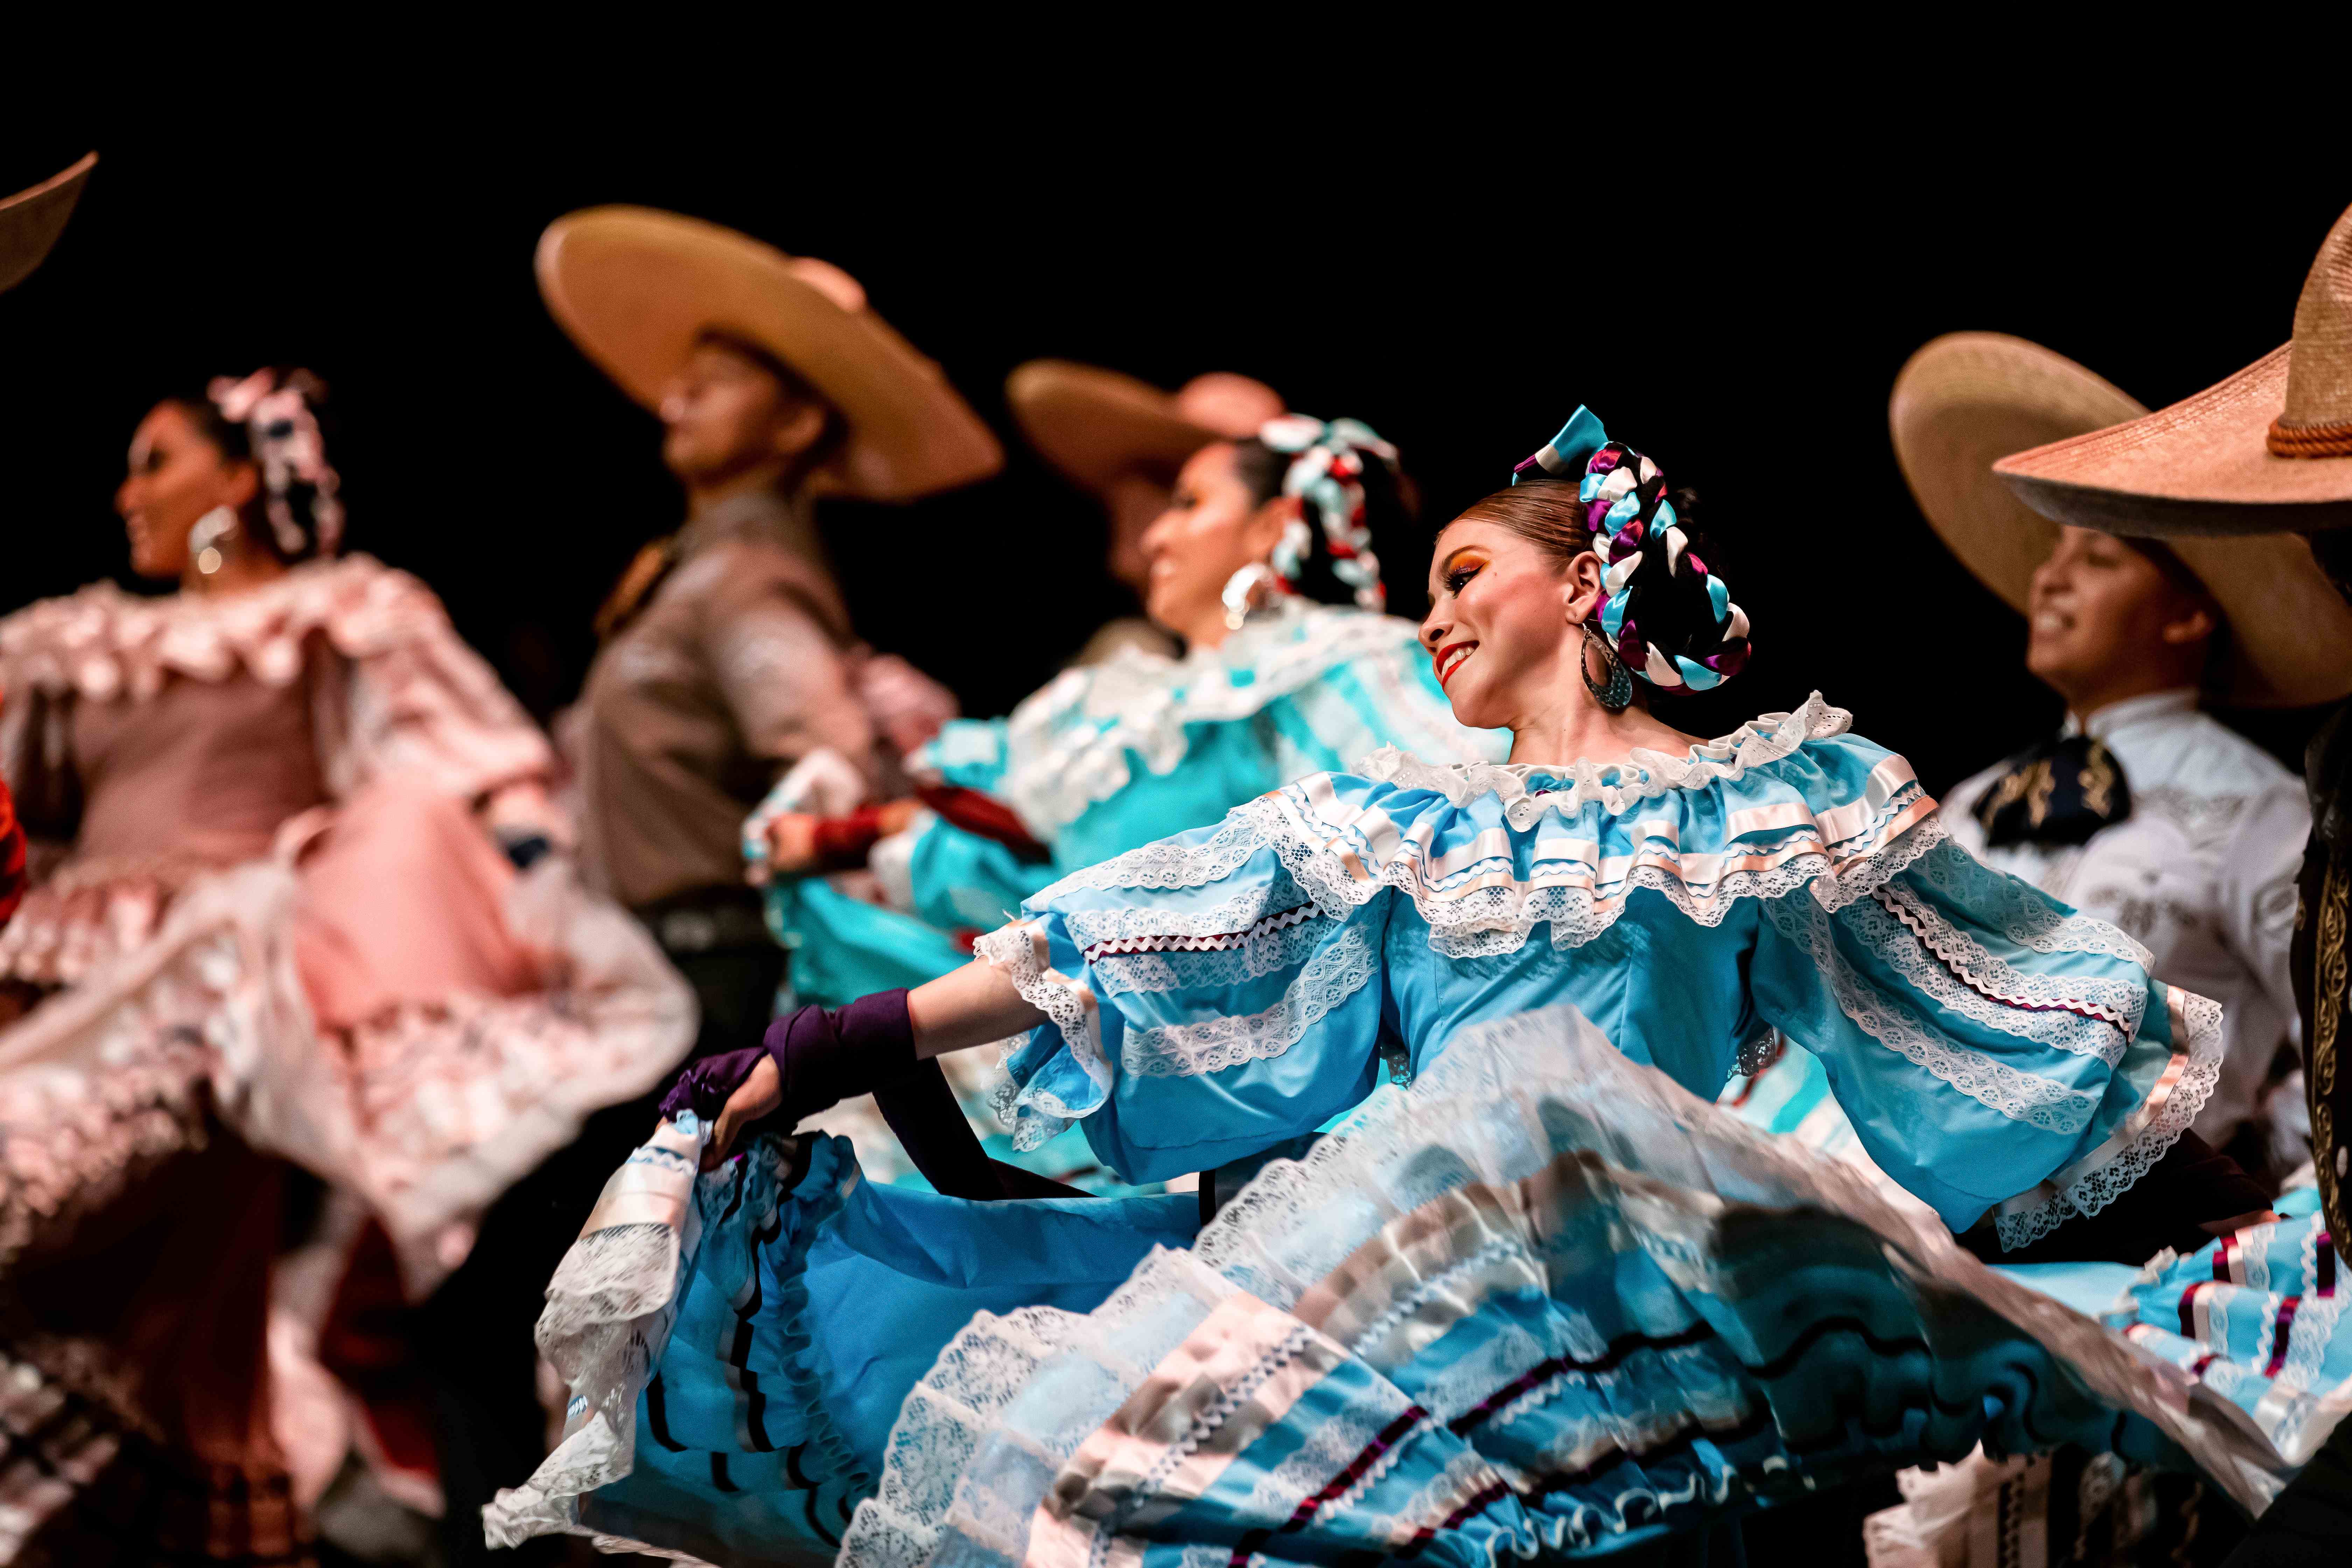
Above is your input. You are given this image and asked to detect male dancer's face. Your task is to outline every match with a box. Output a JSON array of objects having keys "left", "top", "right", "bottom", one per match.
[
  {"left": 658, "top": 340, "right": 827, "bottom": 490},
  {"left": 2025, "top": 526, "right": 2214, "bottom": 713}
]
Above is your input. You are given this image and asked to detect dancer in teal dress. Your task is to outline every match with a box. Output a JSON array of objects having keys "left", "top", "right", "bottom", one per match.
[
  {"left": 753, "top": 415, "right": 1503, "bottom": 1191},
  {"left": 489, "top": 410, "right": 2329, "bottom": 1566}
]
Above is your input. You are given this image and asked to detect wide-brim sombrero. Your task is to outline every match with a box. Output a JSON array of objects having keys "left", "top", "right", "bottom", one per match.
[
  {"left": 537, "top": 206, "right": 1001, "bottom": 502},
  {"left": 0, "top": 153, "right": 95, "bottom": 296},
  {"left": 1895, "top": 331, "right": 2352, "bottom": 707},
  {"left": 1007, "top": 360, "right": 1280, "bottom": 494},
  {"left": 1995, "top": 203, "right": 2352, "bottom": 539}
]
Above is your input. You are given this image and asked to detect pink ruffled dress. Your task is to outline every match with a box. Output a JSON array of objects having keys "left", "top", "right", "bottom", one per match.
[{"left": 0, "top": 556, "right": 693, "bottom": 1563}]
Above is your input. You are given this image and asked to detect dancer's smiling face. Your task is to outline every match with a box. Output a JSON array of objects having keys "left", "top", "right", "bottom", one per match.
[
  {"left": 2025, "top": 526, "right": 2215, "bottom": 709},
  {"left": 117, "top": 401, "right": 259, "bottom": 581},
  {"left": 1420, "top": 500, "right": 1606, "bottom": 732},
  {"left": 1136, "top": 441, "right": 1294, "bottom": 649}
]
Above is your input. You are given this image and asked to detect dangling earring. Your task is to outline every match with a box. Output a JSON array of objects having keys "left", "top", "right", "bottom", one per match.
[
  {"left": 188, "top": 505, "right": 239, "bottom": 579},
  {"left": 1221, "top": 562, "right": 1284, "bottom": 631},
  {"left": 1581, "top": 621, "right": 1634, "bottom": 712}
]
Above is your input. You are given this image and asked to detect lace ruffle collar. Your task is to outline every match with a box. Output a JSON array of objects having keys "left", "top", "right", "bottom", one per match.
[
  {"left": 997, "top": 603, "right": 1447, "bottom": 834},
  {"left": 0, "top": 554, "right": 448, "bottom": 704},
  {"left": 1358, "top": 693, "right": 1850, "bottom": 824}
]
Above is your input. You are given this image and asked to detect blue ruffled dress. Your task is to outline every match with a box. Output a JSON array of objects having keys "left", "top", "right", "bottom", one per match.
[
  {"left": 492, "top": 698, "right": 2343, "bottom": 1565},
  {"left": 774, "top": 602, "right": 1506, "bottom": 1191}
]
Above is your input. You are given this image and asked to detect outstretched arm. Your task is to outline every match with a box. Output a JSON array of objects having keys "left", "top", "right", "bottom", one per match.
[{"left": 707, "top": 959, "right": 1044, "bottom": 1160}]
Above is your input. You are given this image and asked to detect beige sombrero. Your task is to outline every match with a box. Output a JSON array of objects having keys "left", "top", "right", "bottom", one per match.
[
  {"left": 1894, "top": 330, "right": 2352, "bottom": 706},
  {"left": 1, "top": 153, "right": 95, "bottom": 296},
  {"left": 1995, "top": 202, "right": 2352, "bottom": 538},
  {"left": 537, "top": 206, "right": 1001, "bottom": 502},
  {"left": 1007, "top": 361, "right": 1282, "bottom": 493}
]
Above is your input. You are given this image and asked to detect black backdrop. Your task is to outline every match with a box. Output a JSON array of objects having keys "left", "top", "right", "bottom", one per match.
[{"left": 3, "top": 107, "right": 2344, "bottom": 797}]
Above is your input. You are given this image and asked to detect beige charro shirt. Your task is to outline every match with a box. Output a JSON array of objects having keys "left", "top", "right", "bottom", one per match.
[{"left": 575, "top": 490, "right": 878, "bottom": 908}]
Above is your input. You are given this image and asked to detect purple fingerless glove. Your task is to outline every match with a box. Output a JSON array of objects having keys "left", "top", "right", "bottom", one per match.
[
  {"left": 657, "top": 1045, "right": 770, "bottom": 1124},
  {"left": 654, "top": 989, "right": 919, "bottom": 1129},
  {"left": 764, "top": 988, "right": 919, "bottom": 1117}
]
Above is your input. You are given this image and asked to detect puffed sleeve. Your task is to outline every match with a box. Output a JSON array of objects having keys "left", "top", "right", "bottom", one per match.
[
  {"left": 1749, "top": 832, "right": 2221, "bottom": 1250},
  {"left": 331, "top": 567, "right": 554, "bottom": 803},
  {"left": 689, "top": 546, "right": 876, "bottom": 779},
  {"left": 972, "top": 802, "right": 1395, "bottom": 1184}
]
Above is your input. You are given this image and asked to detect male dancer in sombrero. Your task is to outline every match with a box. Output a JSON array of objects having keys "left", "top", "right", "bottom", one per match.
[
  {"left": 424, "top": 207, "right": 999, "bottom": 1563},
  {"left": 1997, "top": 201, "right": 2352, "bottom": 1568}
]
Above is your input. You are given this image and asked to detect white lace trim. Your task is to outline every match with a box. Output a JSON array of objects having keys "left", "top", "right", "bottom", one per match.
[
  {"left": 1093, "top": 913, "right": 1326, "bottom": 996},
  {"left": 1124, "top": 924, "right": 1380, "bottom": 1078},
  {"left": 1355, "top": 692, "right": 1851, "bottom": 823},
  {"left": 1847, "top": 891, "right": 2140, "bottom": 1064},
  {"left": 1033, "top": 810, "right": 1269, "bottom": 898},
  {"left": 987, "top": 604, "right": 1478, "bottom": 836},
  {"left": 1993, "top": 986, "right": 2227, "bottom": 1251},
  {"left": 1060, "top": 876, "right": 1313, "bottom": 956},
  {"left": 1247, "top": 782, "right": 1948, "bottom": 958},
  {"left": 1759, "top": 892, "right": 2104, "bottom": 1135},
  {"left": 972, "top": 922, "right": 1106, "bottom": 1150},
  {"left": 1904, "top": 844, "right": 2160, "bottom": 970},
  {"left": 1873, "top": 881, "right": 2146, "bottom": 1042}
]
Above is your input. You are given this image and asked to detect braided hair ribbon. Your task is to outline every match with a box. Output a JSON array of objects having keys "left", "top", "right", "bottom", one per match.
[
  {"left": 1513, "top": 406, "right": 1750, "bottom": 691},
  {"left": 209, "top": 368, "right": 345, "bottom": 559},
  {"left": 1258, "top": 414, "right": 1394, "bottom": 612}
]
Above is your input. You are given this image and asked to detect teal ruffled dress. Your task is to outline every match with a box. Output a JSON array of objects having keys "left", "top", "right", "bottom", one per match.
[
  {"left": 773, "top": 602, "right": 1506, "bottom": 1191},
  {"left": 493, "top": 699, "right": 2340, "bottom": 1564}
]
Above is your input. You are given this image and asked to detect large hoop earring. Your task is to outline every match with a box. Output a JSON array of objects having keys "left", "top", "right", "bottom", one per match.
[
  {"left": 189, "top": 505, "right": 239, "bottom": 578},
  {"left": 1222, "top": 562, "right": 1284, "bottom": 631},
  {"left": 1581, "top": 621, "right": 1634, "bottom": 713}
]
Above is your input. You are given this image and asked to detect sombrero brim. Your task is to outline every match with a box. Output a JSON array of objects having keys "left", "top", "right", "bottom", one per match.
[
  {"left": 1892, "top": 332, "right": 2146, "bottom": 611},
  {"left": 1898, "top": 333, "right": 2352, "bottom": 706},
  {"left": 0, "top": 152, "right": 95, "bottom": 296},
  {"left": 1995, "top": 346, "right": 2352, "bottom": 537},
  {"left": 1006, "top": 360, "right": 1228, "bottom": 495},
  {"left": 537, "top": 206, "right": 1001, "bottom": 502}
]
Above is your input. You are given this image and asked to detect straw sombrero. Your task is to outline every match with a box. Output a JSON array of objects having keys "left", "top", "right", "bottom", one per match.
[
  {"left": 1894, "top": 330, "right": 2352, "bottom": 706},
  {"left": 1007, "top": 361, "right": 1282, "bottom": 494},
  {"left": 0, "top": 153, "right": 94, "bottom": 296},
  {"left": 537, "top": 206, "right": 1000, "bottom": 502},
  {"left": 1995, "top": 203, "right": 2352, "bottom": 538}
]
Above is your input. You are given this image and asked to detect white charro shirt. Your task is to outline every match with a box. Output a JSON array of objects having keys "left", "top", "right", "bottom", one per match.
[{"left": 1943, "top": 689, "right": 2307, "bottom": 1148}]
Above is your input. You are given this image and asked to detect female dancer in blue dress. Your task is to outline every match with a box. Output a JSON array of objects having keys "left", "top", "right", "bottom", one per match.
[
  {"left": 489, "top": 409, "right": 2330, "bottom": 1566},
  {"left": 756, "top": 414, "right": 1503, "bottom": 1190}
]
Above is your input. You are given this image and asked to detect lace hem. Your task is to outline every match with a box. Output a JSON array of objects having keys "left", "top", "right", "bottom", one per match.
[
  {"left": 845, "top": 1003, "right": 2295, "bottom": 1566},
  {"left": 973, "top": 922, "right": 1107, "bottom": 1146},
  {"left": 0, "top": 1033, "right": 213, "bottom": 1275},
  {"left": 1993, "top": 986, "right": 2228, "bottom": 1252},
  {"left": 1355, "top": 692, "right": 1850, "bottom": 822}
]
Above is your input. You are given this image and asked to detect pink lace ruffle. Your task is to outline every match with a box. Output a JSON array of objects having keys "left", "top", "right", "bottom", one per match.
[{"left": 0, "top": 555, "right": 553, "bottom": 806}]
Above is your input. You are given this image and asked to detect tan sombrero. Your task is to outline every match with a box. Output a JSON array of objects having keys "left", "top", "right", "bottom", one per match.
[
  {"left": 1996, "top": 202, "right": 2352, "bottom": 538},
  {"left": 0, "top": 153, "right": 95, "bottom": 296},
  {"left": 1007, "top": 361, "right": 1282, "bottom": 494},
  {"left": 537, "top": 206, "right": 1001, "bottom": 502},
  {"left": 1895, "top": 330, "right": 2352, "bottom": 706}
]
